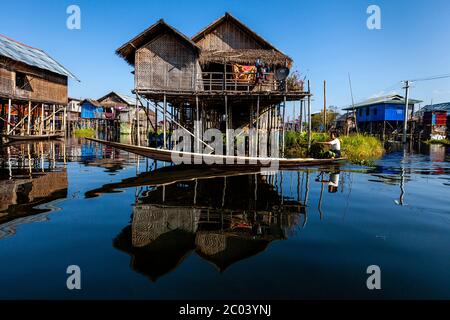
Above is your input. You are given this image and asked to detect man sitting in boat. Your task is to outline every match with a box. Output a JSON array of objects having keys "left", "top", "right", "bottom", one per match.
[{"left": 317, "top": 131, "right": 341, "bottom": 158}]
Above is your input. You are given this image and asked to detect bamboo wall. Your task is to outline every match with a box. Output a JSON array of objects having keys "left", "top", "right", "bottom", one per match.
[
  {"left": 0, "top": 59, "right": 68, "bottom": 105},
  {"left": 195, "top": 20, "right": 263, "bottom": 51},
  {"left": 135, "top": 33, "right": 202, "bottom": 91}
]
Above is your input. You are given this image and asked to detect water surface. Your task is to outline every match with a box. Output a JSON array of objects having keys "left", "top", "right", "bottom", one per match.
[{"left": 0, "top": 138, "right": 449, "bottom": 299}]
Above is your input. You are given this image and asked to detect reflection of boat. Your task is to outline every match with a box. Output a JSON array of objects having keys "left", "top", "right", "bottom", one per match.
[
  {"left": 4, "top": 133, "right": 64, "bottom": 142},
  {"left": 85, "top": 165, "right": 261, "bottom": 198},
  {"left": 87, "top": 137, "right": 346, "bottom": 168}
]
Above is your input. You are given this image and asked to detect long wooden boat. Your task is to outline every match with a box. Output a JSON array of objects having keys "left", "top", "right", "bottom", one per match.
[
  {"left": 4, "top": 133, "right": 64, "bottom": 142},
  {"left": 87, "top": 138, "right": 346, "bottom": 168}
]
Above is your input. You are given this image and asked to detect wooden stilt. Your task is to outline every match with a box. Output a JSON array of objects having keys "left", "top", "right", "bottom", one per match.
[
  {"left": 136, "top": 93, "right": 140, "bottom": 146},
  {"left": 27, "top": 101, "right": 31, "bottom": 135},
  {"left": 7, "top": 98, "right": 11, "bottom": 134},
  {"left": 282, "top": 95, "right": 286, "bottom": 156},
  {"left": 163, "top": 93, "right": 167, "bottom": 149},
  {"left": 256, "top": 95, "right": 260, "bottom": 156},
  {"left": 52, "top": 104, "right": 56, "bottom": 133},
  {"left": 307, "top": 81, "right": 312, "bottom": 152}
]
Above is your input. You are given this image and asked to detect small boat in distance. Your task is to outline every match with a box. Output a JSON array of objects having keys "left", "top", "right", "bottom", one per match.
[
  {"left": 87, "top": 138, "right": 346, "bottom": 169},
  {"left": 3, "top": 133, "right": 64, "bottom": 142}
]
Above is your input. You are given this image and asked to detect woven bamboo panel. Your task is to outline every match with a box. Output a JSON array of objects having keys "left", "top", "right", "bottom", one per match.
[
  {"left": 0, "top": 62, "right": 67, "bottom": 104},
  {"left": 195, "top": 232, "right": 227, "bottom": 256},
  {"left": 196, "top": 20, "right": 263, "bottom": 51},
  {"left": 0, "top": 66, "right": 13, "bottom": 96},
  {"left": 132, "top": 205, "right": 200, "bottom": 247},
  {"left": 135, "top": 32, "right": 202, "bottom": 91},
  {"left": 28, "top": 171, "right": 68, "bottom": 200}
]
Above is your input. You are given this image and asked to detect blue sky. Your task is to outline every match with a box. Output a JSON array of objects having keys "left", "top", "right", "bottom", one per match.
[{"left": 1, "top": 0, "right": 450, "bottom": 114}]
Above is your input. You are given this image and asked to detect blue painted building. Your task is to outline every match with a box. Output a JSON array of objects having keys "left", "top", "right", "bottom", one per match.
[
  {"left": 342, "top": 94, "right": 422, "bottom": 136},
  {"left": 343, "top": 95, "right": 422, "bottom": 123},
  {"left": 80, "top": 99, "right": 104, "bottom": 119}
]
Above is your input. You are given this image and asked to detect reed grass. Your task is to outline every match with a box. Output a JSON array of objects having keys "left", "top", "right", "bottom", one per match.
[
  {"left": 424, "top": 139, "right": 450, "bottom": 146},
  {"left": 285, "top": 132, "right": 384, "bottom": 165},
  {"left": 73, "top": 128, "right": 95, "bottom": 138}
]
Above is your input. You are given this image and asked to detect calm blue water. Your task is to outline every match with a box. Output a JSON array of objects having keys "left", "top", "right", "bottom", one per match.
[{"left": 0, "top": 139, "right": 449, "bottom": 299}]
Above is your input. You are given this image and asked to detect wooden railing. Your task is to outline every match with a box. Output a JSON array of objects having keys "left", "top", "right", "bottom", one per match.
[{"left": 200, "top": 71, "right": 291, "bottom": 93}]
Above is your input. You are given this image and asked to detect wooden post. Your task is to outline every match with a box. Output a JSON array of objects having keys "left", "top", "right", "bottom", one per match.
[
  {"left": 323, "top": 80, "right": 327, "bottom": 132},
  {"left": 7, "top": 98, "right": 11, "bottom": 134},
  {"left": 256, "top": 95, "right": 260, "bottom": 156},
  {"left": 52, "top": 104, "right": 55, "bottom": 133},
  {"left": 293, "top": 100, "right": 296, "bottom": 132},
  {"left": 63, "top": 105, "right": 67, "bottom": 137},
  {"left": 282, "top": 95, "right": 286, "bottom": 156},
  {"left": 40, "top": 103, "right": 44, "bottom": 135},
  {"left": 307, "top": 81, "right": 312, "bottom": 152},
  {"left": 136, "top": 94, "right": 140, "bottom": 146},
  {"left": 163, "top": 93, "right": 167, "bottom": 149},
  {"left": 402, "top": 80, "right": 410, "bottom": 144},
  {"left": 225, "top": 95, "right": 229, "bottom": 155},
  {"left": 300, "top": 99, "right": 304, "bottom": 133},
  {"left": 196, "top": 96, "right": 200, "bottom": 152},
  {"left": 27, "top": 101, "right": 31, "bottom": 135}
]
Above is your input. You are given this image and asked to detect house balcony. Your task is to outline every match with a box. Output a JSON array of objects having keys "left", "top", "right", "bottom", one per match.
[{"left": 135, "top": 71, "right": 308, "bottom": 103}]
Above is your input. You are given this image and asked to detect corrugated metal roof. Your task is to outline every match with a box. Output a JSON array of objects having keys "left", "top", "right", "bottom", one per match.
[
  {"left": 97, "top": 91, "right": 135, "bottom": 106},
  {"left": 0, "top": 34, "right": 78, "bottom": 80},
  {"left": 343, "top": 94, "right": 422, "bottom": 110},
  {"left": 421, "top": 102, "right": 450, "bottom": 112},
  {"left": 115, "top": 92, "right": 135, "bottom": 106}
]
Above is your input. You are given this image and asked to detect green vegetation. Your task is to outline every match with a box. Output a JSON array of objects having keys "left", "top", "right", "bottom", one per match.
[
  {"left": 73, "top": 128, "right": 95, "bottom": 137},
  {"left": 424, "top": 139, "right": 450, "bottom": 146},
  {"left": 285, "top": 132, "right": 384, "bottom": 165}
]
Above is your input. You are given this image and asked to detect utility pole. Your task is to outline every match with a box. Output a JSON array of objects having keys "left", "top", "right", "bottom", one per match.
[
  {"left": 348, "top": 73, "right": 358, "bottom": 133},
  {"left": 402, "top": 80, "right": 410, "bottom": 144},
  {"left": 307, "top": 80, "right": 312, "bottom": 152},
  {"left": 323, "top": 80, "right": 327, "bottom": 132}
]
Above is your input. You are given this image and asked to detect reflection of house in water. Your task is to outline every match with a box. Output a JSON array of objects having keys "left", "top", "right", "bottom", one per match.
[
  {"left": 0, "top": 169, "right": 68, "bottom": 239},
  {"left": 113, "top": 173, "right": 305, "bottom": 281}
]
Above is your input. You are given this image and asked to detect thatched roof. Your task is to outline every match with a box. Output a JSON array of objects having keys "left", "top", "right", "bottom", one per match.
[
  {"left": 199, "top": 49, "right": 292, "bottom": 68},
  {"left": 192, "top": 13, "right": 281, "bottom": 52},
  {"left": 193, "top": 13, "right": 292, "bottom": 67},
  {"left": 116, "top": 19, "right": 200, "bottom": 65}
]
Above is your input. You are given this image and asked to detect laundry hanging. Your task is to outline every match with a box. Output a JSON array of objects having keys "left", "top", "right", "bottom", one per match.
[{"left": 232, "top": 64, "right": 256, "bottom": 82}]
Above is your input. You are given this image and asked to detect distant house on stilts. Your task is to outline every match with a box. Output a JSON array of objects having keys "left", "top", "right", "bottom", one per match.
[{"left": 0, "top": 34, "right": 78, "bottom": 137}]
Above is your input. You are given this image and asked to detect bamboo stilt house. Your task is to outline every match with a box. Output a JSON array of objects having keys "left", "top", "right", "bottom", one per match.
[
  {"left": 0, "top": 34, "right": 78, "bottom": 136},
  {"left": 116, "top": 12, "right": 310, "bottom": 155}
]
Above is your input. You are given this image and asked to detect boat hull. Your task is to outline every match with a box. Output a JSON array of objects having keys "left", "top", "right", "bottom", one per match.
[
  {"left": 4, "top": 133, "right": 64, "bottom": 142},
  {"left": 87, "top": 138, "right": 346, "bottom": 169}
]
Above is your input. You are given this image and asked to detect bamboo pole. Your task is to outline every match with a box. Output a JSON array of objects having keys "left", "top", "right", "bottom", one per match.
[
  {"left": 225, "top": 95, "right": 229, "bottom": 155},
  {"left": 136, "top": 93, "right": 140, "bottom": 146},
  {"left": 63, "top": 105, "right": 67, "bottom": 137},
  {"left": 163, "top": 93, "right": 167, "bottom": 149},
  {"left": 7, "top": 99, "right": 11, "bottom": 134},
  {"left": 323, "top": 80, "right": 327, "bottom": 132},
  {"left": 52, "top": 104, "right": 55, "bottom": 133},
  {"left": 300, "top": 99, "right": 304, "bottom": 133},
  {"left": 256, "top": 95, "right": 260, "bottom": 157},
  {"left": 196, "top": 95, "right": 200, "bottom": 152},
  {"left": 40, "top": 103, "right": 44, "bottom": 135},
  {"left": 307, "top": 81, "right": 312, "bottom": 152},
  {"left": 27, "top": 101, "right": 31, "bottom": 135},
  {"left": 282, "top": 95, "right": 286, "bottom": 156}
]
